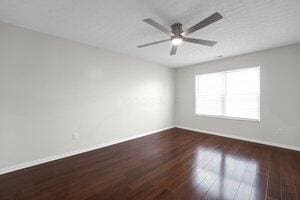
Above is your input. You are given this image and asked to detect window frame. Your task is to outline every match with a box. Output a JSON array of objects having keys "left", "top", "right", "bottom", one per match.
[{"left": 194, "top": 67, "right": 261, "bottom": 122}]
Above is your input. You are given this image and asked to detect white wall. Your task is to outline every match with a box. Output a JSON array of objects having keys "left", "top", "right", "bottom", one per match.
[
  {"left": 0, "top": 22, "right": 175, "bottom": 170},
  {"left": 175, "top": 44, "right": 300, "bottom": 149}
]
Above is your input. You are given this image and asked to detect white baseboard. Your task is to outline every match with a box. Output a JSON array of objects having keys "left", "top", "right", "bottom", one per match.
[
  {"left": 0, "top": 126, "right": 174, "bottom": 175},
  {"left": 175, "top": 125, "right": 300, "bottom": 151}
]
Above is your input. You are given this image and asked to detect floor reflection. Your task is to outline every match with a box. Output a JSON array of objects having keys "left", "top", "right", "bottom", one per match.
[{"left": 191, "top": 146, "right": 258, "bottom": 199}]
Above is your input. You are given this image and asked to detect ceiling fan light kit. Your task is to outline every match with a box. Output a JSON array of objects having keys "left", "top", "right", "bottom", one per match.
[
  {"left": 171, "top": 36, "right": 183, "bottom": 45},
  {"left": 171, "top": 23, "right": 183, "bottom": 45},
  {"left": 138, "top": 12, "right": 223, "bottom": 56}
]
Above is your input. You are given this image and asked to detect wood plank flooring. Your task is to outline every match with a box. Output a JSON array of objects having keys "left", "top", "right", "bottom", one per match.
[{"left": 0, "top": 128, "right": 299, "bottom": 200}]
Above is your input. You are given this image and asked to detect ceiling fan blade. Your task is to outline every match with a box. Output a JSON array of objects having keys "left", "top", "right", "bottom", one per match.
[
  {"left": 183, "top": 37, "right": 217, "bottom": 46},
  {"left": 181, "top": 12, "right": 223, "bottom": 36},
  {"left": 170, "top": 45, "right": 177, "bottom": 55},
  {"left": 143, "top": 19, "right": 175, "bottom": 36},
  {"left": 137, "top": 39, "right": 171, "bottom": 48}
]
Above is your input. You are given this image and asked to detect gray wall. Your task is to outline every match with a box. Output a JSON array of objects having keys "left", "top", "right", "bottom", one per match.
[
  {"left": 175, "top": 44, "right": 300, "bottom": 148},
  {"left": 0, "top": 22, "right": 175, "bottom": 169}
]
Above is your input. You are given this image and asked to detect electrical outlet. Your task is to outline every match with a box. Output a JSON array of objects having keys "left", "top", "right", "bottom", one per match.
[
  {"left": 73, "top": 132, "right": 79, "bottom": 140},
  {"left": 276, "top": 129, "right": 283, "bottom": 134}
]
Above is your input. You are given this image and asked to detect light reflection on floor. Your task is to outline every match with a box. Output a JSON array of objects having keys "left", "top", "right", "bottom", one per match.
[{"left": 190, "top": 146, "right": 258, "bottom": 199}]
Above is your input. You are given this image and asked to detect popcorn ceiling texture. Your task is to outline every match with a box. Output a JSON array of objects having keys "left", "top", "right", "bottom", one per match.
[{"left": 0, "top": 0, "right": 299, "bottom": 67}]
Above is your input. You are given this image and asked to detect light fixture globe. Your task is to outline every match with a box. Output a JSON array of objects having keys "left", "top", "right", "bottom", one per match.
[{"left": 171, "top": 36, "right": 183, "bottom": 45}]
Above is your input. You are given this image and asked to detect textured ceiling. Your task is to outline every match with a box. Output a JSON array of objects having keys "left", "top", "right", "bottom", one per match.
[{"left": 0, "top": 0, "right": 299, "bottom": 67}]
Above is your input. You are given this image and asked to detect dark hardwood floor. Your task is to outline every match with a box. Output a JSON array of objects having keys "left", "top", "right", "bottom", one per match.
[{"left": 0, "top": 128, "right": 299, "bottom": 200}]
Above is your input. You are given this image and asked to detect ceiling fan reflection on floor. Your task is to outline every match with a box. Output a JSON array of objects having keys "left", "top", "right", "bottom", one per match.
[{"left": 137, "top": 12, "right": 223, "bottom": 55}]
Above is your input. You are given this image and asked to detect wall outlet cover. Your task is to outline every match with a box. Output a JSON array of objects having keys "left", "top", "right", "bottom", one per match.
[{"left": 73, "top": 132, "right": 79, "bottom": 140}]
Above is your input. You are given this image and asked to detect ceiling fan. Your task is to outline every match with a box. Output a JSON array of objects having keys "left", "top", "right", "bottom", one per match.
[{"left": 137, "top": 12, "right": 223, "bottom": 55}]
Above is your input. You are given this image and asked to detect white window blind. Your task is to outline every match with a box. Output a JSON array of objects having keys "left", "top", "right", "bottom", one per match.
[{"left": 195, "top": 67, "right": 260, "bottom": 121}]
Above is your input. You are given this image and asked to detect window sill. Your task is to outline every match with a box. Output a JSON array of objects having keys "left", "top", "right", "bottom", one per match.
[{"left": 194, "top": 114, "right": 260, "bottom": 122}]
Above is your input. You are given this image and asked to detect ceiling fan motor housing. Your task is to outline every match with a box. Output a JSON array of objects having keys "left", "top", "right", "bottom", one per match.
[{"left": 171, "top": 23, "right": 183, "bottom": 36}]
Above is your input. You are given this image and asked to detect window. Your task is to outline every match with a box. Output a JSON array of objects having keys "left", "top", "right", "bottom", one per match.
[{"left": 195, "top": 67, "right": 260, "bottom": 121}]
